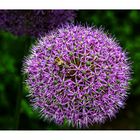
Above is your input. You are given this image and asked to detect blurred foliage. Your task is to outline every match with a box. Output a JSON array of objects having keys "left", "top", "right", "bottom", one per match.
[{"left": 0, "top": 10, "right": 140, "bottom": 130}]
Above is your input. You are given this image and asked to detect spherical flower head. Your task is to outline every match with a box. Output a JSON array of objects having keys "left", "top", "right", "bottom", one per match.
[
  {"left": 23, "top": 24, "right": 131, "bottom": 128},
  {"left": 0, "top": 10, "right": 76, "bottom": 37}
]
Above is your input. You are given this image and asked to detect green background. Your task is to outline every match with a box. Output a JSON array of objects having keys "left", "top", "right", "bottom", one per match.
[{"left": 0, "top": 10, "right": 140, "bottom": 130}]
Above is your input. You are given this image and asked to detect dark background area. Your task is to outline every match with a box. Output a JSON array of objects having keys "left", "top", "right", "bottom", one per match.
[{"left": 0, "top": 10, "right": 140, "bottom": 130}]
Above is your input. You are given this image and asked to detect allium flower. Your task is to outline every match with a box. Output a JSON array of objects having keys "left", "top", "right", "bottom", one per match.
[
  {"left": 23, "top": 24, "right": 131, "bottom": 128},
  {"left": 0, "top": 10, "right": 76, "bottom": 37}
]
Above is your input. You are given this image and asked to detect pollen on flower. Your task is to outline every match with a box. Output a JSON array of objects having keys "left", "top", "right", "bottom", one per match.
[
  {"left": 47, "top": 47, "right": 52, "bottom": 51},
  {"left": 23, "top": 24, "right": 131, "bottom": 128},
  {"left": 86, "top": 61, "right": 91, "bottom": 66},
  {"left": 69, "top": 52, "right": 74, "bottom": 56}
]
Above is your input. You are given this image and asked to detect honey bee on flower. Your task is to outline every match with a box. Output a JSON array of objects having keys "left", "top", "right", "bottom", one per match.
[{"left": 55, "top": 57, "right": 65, "bottom": 66}]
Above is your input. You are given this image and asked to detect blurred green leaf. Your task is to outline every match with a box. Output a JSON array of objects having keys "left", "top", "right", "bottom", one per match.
[
  {"left": 129, "top": 11, "right": 139, "bottom": 22},
  {"left": 21, "top": 99, "right": 35, "bottom": 118}
]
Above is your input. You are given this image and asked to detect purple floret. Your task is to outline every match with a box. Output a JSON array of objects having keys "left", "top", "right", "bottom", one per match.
[
  {"left": 23, "top": 24, "right": 131, "bottom": 128},
  {"left": 0, "top": 10, "right": 76, "bottom": 37}
]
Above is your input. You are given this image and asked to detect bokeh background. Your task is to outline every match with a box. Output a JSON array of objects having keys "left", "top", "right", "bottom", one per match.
[{"left": 0, "top": 10, "right": 140, "bottom": 130}]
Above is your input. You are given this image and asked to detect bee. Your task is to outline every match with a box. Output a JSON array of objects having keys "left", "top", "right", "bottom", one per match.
[{"left": 55, "top": 57, "right": 65, "bottom": 66}]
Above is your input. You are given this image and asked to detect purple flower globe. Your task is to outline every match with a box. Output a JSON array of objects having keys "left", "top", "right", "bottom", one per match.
[
  {"left": 0, "top": 10, "right": 76, "bottom": 37},
  {"left": 23, "top": 24, "right": 131, "bottom": 128}
]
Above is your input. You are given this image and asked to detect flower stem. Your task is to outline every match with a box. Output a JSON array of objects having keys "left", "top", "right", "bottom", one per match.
[{"left": 14, "top": 76, "right": 22, "bottom": 129}]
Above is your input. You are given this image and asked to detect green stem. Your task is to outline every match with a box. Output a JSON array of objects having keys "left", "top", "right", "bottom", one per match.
[{"left": 14, "top": 76, "right": 22, "bottom": 129}]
